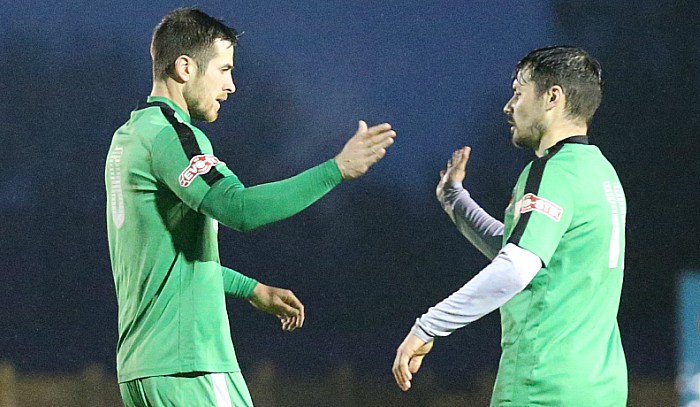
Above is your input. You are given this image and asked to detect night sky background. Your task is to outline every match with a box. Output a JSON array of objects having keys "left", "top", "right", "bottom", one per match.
[{"left": 1, "top": 0, "right": 699, "bottom": 392}]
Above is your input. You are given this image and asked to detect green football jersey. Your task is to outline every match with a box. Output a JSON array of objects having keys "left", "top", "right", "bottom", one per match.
[
  {"left": 493, "top": 136, "right": 627, "bottom": 406},
  {"left": 105, "top": 97, "right": 341, "bottom": 383}
]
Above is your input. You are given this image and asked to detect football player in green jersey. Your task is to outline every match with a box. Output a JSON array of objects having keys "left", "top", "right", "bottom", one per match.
[
  {"left": 393, "top": 47, "right": 627, "bottom": 406},
  {"left": 107, "top": 8, "right": 395, "bottom": 407}
]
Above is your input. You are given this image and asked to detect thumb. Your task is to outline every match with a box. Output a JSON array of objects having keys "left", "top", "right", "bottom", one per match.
[
  {"left": 357, "top": 120, "right": 368, "bottom": 134},
  {"left": 408, "top": 355, "right": 425, "bottom": 374}
]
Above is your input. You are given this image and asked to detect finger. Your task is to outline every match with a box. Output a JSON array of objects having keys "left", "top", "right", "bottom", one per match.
[
  {"left": 392, "top": 352, "right": 405, "bottom": 389},
  {"left": 367, "top": 140, "right": 394, "bottom": 159},
  {"left": 297, "top": 304, "right": 305, "bottom": 328},
  {"left": 283, "top": 317, "right": 296, "bottom": 332},
  {"left": 290, "top": 314, "right": 301, "bottom": 330},
  {"left": 366, "top": 131, "right": 396, "bottom": 150},
  {"left": 367, "top": 129, "right": 396, "bottom": 144},
  {"left": 281, "top": 290, "right": 304, "bottom": 314},
  {"left": 376, "top": 133, "right": 396, "bottom": 149},
  {"left": 364, "top": 135, "right": 395, "bottom": 161},
  {"left": 372, "top": 148, "right": 386, "bottom": 159},
  {"left": 366, "top": 122, "right": 392, "bottom": 136},
  {"left": 274, "top": 297, "right": 301, "bottom": 318},
  {"left": 458, "top": 146, "right": 471, "bottom": 168},
  {"left": 392, "top": 350, "right": 413, "bottom": 391}
]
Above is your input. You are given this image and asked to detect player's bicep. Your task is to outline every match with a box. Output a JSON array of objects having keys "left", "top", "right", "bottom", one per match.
[
  {"left": 151, "top": 127, "right": 235, "bottom": 210},
  {"left": 508, "top": 166, "right": 574, "bottom": 266}
]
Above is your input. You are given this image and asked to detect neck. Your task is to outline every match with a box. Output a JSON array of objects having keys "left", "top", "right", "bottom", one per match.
[
  {"left": 535, "top": 120, "right": 588, "bottom": 157},
  {"left": 151, "top": 79, "right": 190, "bottom": 117}
]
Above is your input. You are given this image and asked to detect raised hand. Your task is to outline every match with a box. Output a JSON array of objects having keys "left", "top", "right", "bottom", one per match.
[
  {"left": 334, "top": 120, "right": 396, "bottom": 180},
  {"left": 436, "top": 146, "right": 471, "bottom": 201},
  {"left": 248, "top": 283, "right": 305, "bottom": 331},
  {"left": 392, "top": 332, "right": 434, "bottom": 391}
]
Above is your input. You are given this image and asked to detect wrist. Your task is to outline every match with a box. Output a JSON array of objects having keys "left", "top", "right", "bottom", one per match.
[
  {"left": 446, "top": 181, "right": 466, "bottom": 191},
  {"left": 334, "top": 156, "right": 350, "bottom": 180},
  {"left": 248, "top": 282, "right": 262, "bottom": 300},
  {"left": 411, "top": 320, "right": 435, "bottom": 343}
]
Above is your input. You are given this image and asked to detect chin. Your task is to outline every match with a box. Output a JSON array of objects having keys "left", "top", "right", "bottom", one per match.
[
  {"left": 512, "top": 133, "right": 532, "bottom": 150},
  {"left": 195, "top": 110, "right": 218, "bottom": 123}
]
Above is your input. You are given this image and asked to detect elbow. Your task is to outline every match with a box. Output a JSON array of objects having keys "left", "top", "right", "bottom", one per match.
[
  {"left": 232, "top": 221, "right": 260, "bottom": 233},
  {"left": 218, "top": 218, "right": 260, "bottom": 233},
  {"left": 510, "top": 274, "right": 532, "bottom": 293}
]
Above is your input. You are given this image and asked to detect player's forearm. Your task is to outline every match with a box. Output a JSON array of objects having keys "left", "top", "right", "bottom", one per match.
[
  {"left": 439, "top": 182, "right": 504, "bottom": 260},
  {"left": 412, "top": 243, "right": 541, "bottom": 342},
  {"left": 200, "top": 159, "right": 343, "bottom": 232},
  {"left": 221, "top": 266, "right": 259, "bottom": 298}
]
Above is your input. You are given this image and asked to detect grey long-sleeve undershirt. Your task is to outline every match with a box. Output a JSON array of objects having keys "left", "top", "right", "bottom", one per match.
[
  {"left": 438, "top": 181, "right": 505, "bottom": 260},
  {"left": 412, "top": 243, "right": 541, "bottom": 342},
  {"left": 411, "top": 182, "right": 541, "bottom": 342}
]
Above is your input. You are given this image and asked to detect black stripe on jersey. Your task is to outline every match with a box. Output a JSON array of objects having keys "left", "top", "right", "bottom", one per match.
[
  {"left": 507, "top": 142, "right": 567, "bottom": 245},
  {"left": 140, "top": 101, "right": 225, "bottom": 187},
  {"left": 507, "top": 136, "right": 588, "bottom": 245}
]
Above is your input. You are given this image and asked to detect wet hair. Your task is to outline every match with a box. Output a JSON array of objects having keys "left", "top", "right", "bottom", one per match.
[
  {"left": 151, "top": 8, "right": 239, "bottom": 80},
  {"left": 515, "top": 46, "right": 603, "bottom": 125}
]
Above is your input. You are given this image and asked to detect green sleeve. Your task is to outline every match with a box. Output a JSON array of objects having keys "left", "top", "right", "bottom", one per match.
[
  {"left": 199, "top": 158, "right": 343, "bottom": 232},
  {"left": 151, "top": 126, "right": 235, "bottom": 211},
  {"left": 222, "top": 266, "right": 258, "bottom": 298},
  {"left": 508, "top": 162, "right": 574, "bottom": 266}
]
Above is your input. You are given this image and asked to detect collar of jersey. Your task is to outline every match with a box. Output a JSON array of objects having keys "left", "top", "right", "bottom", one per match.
[
  {"left": 555, "top": 135, "right": 589, "bottom": 147},
  {"left": 544, "top": 135, "right": 589, "bottom": 156},
  {"left": 146, "top": 96, "right": 191, "bottom": 124}
]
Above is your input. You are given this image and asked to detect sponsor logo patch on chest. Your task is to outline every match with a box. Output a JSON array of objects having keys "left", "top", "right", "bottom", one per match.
[
  {"left": 515, "top": 193, "right": 563, "bottom": 222},
  {"left": 179, "top": 154, "right": 221, "bottom": 187}
]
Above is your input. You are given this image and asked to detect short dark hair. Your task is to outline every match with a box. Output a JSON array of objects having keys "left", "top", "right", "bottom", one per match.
[
  {"left": 514, "top": 46, "right": 603, "bottom": 125},
  {"left": 151, "top": 8, "right": 239, "bottom": 80}
]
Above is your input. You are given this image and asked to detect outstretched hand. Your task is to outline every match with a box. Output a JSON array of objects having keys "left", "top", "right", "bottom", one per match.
[
  {"left": 436, "top": 146, "right": 471, "bottom": 201},
  {"left": 392, "top": 332, "right": 434, "bottom": 391},
  {"left": 335, "top": 120, "right": 396, "bottom": 180},
  {"left": 248, "top": 283, "right": 305, "bottom": 331}
]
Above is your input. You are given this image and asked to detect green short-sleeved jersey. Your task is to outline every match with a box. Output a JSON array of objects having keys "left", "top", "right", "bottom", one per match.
[
  {"left": 493, "top": 136, "right": 627, "bottom": 406},
  {"left": 105, "top": 97, "right": 255, "bottom": 383}
]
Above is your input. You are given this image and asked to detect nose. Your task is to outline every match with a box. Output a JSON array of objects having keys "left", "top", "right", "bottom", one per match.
[
  {"left": 224, "top": 72, "right": 236, "bottom": 94},
  {"left": 503, "top": 98, "right": 513, "bottom": 115}
]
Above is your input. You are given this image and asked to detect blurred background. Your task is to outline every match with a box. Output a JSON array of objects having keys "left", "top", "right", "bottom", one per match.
[{"left": 1, "top": 0, "right": 699, "bottom": 405}]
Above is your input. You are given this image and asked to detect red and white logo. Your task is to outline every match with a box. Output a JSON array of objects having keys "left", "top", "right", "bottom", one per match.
[
  {"left": 517, "top": 193, "right": 563, "bottom": 222},
  {"left": 179, "top": 154, "right": 221, "bottom": 187}
]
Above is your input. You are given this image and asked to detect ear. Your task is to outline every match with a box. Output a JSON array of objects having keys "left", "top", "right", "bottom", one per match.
[
  {"left": 173, "top": 55, "right": 196, "bottom": 83},
  {"left": 545, "top": 85, "right": 564, "bottom": 111}
]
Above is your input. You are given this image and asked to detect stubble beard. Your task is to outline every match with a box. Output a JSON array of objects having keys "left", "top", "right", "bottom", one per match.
[
  {"left": 511, "top": 121, "right": 545, "bottom": 151},
  {"left": 184, "top": 82, "right": 218, "bottom": 123}
]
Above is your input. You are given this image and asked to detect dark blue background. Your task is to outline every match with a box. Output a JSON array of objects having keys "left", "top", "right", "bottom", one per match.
[{"left": 1, "top": 0, "right": 698, "bottom": 389}]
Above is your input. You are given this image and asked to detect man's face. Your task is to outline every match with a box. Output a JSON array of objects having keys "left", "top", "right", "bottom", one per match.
[
  {"left": 502, "top": 70, "right": 547, "bottom": 150},
  {"left": 184, "top": 39, "right": 236, "bottom": 122}
]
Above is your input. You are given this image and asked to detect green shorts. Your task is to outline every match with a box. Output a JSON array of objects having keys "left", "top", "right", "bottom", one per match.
[{"left": 119, "top": 371, "right": 253, "bottom": 407}]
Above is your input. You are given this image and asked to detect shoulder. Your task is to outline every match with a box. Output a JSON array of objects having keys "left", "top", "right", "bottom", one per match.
[
  {"left": 539, "top": 146, "right": 592, "bottom": 179},
  {"left": 150, "top": 116, "right": 212, "bottom": 148}
]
